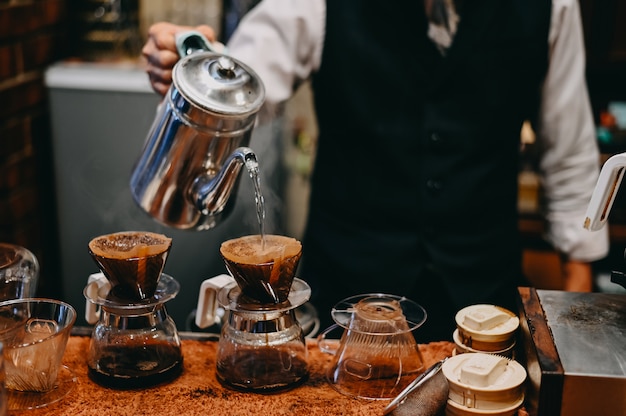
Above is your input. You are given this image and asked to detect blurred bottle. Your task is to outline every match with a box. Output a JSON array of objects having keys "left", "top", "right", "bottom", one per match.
[
  {"left": 74, "top": 0, "right": 143, "bottom": 61},
  {"left": 140, "top": 0, "right": 224, "bottom": 41},
  {"left": 518, "top": 121, "right": 541, "bottom": 214}
]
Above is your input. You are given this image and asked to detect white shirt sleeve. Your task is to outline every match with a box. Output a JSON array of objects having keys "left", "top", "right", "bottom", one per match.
[
  {"left": 226, "top": 0, "right": 325, "bottom": 108},
  {"left": 538, "top": 0, "right": 609, "bottom": 261}
]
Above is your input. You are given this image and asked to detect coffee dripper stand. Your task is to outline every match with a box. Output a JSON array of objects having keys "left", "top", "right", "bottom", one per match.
[
  {"left": 196, "top": 274, "right": 311, "bottom": 392},
  {"left": 83, "top": 272, "right": 183, "bottom": 389}
]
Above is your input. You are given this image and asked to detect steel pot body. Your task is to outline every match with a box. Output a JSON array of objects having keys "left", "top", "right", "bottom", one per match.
[{"left": 130, "top": 32, "right": 265, "bottom": 230}]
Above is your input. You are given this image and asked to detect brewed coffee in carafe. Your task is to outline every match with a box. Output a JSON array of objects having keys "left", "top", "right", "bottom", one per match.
[
  {"left": 215, "top": 234, "right": 310, "bottom": 392},
  {"left": 85, "top": 231, "right": 183, "bottom": 389}
]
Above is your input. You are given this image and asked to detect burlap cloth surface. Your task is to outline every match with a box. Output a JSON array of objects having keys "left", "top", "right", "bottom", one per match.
[{"left": 10, "top": 336, "right": 455, "bottom": 416}]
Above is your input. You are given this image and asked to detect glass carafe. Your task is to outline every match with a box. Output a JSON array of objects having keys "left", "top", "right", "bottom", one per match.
[
  {"left": 84, "top": 273, "right": 183, "bottom": 389},
  {"left": 214, "top": 278, "right": 310, "bottom": 392}
]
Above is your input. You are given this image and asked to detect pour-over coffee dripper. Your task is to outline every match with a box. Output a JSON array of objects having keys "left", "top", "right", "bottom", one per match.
[
  {"left": 219, "top": 234, "right": 302, "bottom": 304},
  {"left": 88, "top": 231, "right": 172, "bottom": 301},
  {"left": 84, "top": 231, "right": 183, "bottom": 389},
  {"left": 196, "top": 234, "right": 310, "bottom": 392}
]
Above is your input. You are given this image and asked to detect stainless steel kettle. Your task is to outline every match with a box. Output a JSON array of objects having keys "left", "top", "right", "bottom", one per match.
[{"left": 130, "top": 31, "right": 265, "bottom": 230}]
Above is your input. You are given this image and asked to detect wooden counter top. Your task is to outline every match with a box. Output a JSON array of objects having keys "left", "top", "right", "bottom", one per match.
[{"left": 11, "top": 335, "right": 454, "bottom": 416}]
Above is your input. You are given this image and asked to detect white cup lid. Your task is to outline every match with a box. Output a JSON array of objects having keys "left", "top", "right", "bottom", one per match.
[
  {"left": 455, "top": 305, "right": 519, "bottom": 341},
  {"left": 442, "top": 353, "right": 526, "bottom": 411}
]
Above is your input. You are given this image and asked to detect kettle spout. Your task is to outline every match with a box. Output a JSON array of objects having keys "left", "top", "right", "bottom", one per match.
[{"left": 191, "top": 146, "right": 258, "bottom": 218}]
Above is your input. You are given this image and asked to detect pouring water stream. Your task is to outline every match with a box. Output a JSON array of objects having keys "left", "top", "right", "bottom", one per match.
[
  {"left": 246, "top": 157, "right": 266, "bottom": 250},
  {"left": 246, "top": 157, "right": 284, "bottom": 303}
]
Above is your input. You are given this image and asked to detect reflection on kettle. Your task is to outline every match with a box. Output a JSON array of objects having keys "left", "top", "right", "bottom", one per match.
[{"left": 130, "top": 31, "right": 266, "bottom": 230}]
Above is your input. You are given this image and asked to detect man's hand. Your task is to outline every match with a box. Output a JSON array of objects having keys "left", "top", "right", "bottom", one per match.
[{"left": 142, "top": 22, "right": 216, "bottom": 96}]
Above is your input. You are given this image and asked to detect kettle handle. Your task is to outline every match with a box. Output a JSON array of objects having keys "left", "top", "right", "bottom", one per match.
[
  {"left": 175, "top": 30, "right": 227, "bottom": 57},
  {"left": 317, "top": 323, "right": 342, "bottom": 355}
]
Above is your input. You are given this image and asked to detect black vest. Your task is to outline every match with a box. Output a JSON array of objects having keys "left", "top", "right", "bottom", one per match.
[{"left": 303, "top": 0, "right": 551, "bottom": 308}]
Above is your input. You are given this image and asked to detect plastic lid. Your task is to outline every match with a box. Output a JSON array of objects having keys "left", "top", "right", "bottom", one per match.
[
  {"left": 442, "top": 353, "right": 526, "bottom": 411},
  {"left": 455, "top": 305, "right": 519, "bottom": 342}
]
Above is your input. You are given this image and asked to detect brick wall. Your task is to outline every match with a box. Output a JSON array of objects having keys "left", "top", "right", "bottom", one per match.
[{"left": 0, "top": 0, "right": 69, "bottom": 298}]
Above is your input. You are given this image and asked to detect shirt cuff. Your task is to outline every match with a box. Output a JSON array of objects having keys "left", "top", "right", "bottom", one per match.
[{"left": 544, "top": 210, "right": 610, "bottom": 262}]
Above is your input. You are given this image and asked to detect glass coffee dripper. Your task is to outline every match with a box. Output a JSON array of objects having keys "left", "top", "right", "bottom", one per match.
[
  {"left": 196, "top": 234, "right": 310, "bottom": 392},
  {"left": 317, "top": 294, "right": 427, "bottom": 400},
  {"left": 84, "top": 231, "right": 183, "bottom": 389}
]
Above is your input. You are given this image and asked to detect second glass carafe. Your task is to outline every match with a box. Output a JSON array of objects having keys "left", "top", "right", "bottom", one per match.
[{"left": 214, "top": 278, "right": 310, "bottom": 392}]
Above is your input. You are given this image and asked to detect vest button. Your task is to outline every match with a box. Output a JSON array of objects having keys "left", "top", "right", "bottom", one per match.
[
  {"left": 429, "top": 132, "right": 443, "bottom": 150},
  {"left": 426, "top": 179, "right": 443, "bottom": 193}
]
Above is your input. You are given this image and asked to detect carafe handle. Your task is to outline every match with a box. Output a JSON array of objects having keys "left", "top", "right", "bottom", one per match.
[
  {"left": 317, "top": 323, "right": 342, "bottom": 355},
  {"left": 195, "top": 274, "right": 235, "bottom": 328},
  {"left": 84, "top": 272, "right": 111, "bottom": 325}
]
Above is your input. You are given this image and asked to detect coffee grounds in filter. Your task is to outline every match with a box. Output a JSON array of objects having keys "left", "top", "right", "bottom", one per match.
[{"left": 89, "top": 232, "right": 171, "bottom": 259}]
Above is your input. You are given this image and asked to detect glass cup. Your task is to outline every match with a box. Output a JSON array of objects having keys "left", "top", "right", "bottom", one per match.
[
  {"left": 0, "top": 244, "right": 39, "bottom": 301},
  {"left": 0, "top": 298, "right": 76, "bottom": 393}
]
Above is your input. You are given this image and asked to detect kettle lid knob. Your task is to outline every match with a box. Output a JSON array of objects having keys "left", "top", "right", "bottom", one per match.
[{"left": 217, "top": 56, "right": 236, "bottom": 77}]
